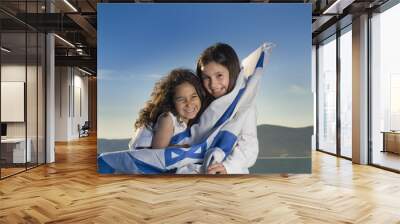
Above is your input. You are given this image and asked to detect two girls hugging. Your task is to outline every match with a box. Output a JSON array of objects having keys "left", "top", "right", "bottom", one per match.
[{"left": 129, "top": 43, "right": 259, "bottom": 174}]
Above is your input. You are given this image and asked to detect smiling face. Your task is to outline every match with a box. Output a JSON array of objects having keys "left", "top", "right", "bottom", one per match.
[
  {"left": 173, "top": 82, "right": 202, "bottom": 124},
  {"left": 200, "top": 62, "right": 230, "bottom": 98}
]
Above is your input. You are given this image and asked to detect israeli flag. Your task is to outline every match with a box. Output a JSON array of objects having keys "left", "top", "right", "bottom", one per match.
[{"left": 98, "top": 43, "right": 273, "bottom": 174}]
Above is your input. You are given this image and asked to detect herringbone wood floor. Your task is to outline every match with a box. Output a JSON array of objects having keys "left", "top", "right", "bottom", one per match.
[{"left": 1, "top": 134, "right": 400, "bottom": 223}]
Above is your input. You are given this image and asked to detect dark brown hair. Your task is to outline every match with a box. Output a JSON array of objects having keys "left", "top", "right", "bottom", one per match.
[
  {"left": 134, "top": 68, "right": 204, "bottom": 130},
  {"left": 196, "top": 43, "right": 240, "bottom": 104}
]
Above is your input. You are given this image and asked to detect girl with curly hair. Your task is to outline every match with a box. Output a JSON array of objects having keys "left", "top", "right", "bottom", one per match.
[{"left": 130, "top": 68, "right": 204, "bottom": 149}]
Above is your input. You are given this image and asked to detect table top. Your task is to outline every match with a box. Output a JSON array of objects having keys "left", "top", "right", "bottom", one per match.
[
  {"left": 1, "top": 138, "right": 28, "bottom": 143},
  {"left": 381, "top": 131, "right": 400, "bottom": 134}
]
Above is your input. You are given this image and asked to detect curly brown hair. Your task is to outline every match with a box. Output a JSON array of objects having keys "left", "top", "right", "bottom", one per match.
[{"left": 134, "top": 68, "right": 205, "bottom": 130}]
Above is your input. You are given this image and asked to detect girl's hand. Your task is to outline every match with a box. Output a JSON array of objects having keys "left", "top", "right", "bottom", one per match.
[{"left": 207, "top": 163, "right": 227, "bottom": 174}]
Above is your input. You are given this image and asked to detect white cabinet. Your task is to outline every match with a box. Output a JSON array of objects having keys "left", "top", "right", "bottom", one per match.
[{"left": 1, "top": 138, "right": 31, "bottom": 163}]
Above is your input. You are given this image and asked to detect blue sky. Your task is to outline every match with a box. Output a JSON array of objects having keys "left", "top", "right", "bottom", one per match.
[{"left": 98, "top": 3, "right": 312, "bottom": 139}]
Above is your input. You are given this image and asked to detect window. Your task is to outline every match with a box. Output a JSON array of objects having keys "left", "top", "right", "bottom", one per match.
[
  {"left": 371, "top": 2, "right": 400, "bottom": 171},
  {"left": 339, "top": 26, "right": 352, "bottom": 158},
  {"left": 0, "top": 1, "right": 46, "bottom": 179},
  {"left": 317, "top": 35, "right": 337, "bottom": 154}
]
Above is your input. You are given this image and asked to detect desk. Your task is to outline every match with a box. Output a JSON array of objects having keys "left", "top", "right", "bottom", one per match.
[
  {"left": 1, "top": 138, "right": 31, "bottom": 163},
  {"left": 381, "top": 131, "right": 400, "bottom": 154}
]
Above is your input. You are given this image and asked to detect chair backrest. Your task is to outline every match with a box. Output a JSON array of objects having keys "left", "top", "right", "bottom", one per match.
[{"left": 82, "top": 121, "right": 90, "bottom": 129}]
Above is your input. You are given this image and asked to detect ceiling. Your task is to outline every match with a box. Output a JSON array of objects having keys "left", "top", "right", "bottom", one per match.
[{"left": 0, "top": 0, "right": 97, "bottom": 74}]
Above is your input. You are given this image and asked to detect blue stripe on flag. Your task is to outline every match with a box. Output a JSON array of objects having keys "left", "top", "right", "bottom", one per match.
[
  {"left": 170, "top": 128, "right": 191, "bottom": 145},
  {"left": 256, "top": 51, "right": 264, "bottom": 68},
  {"left": 213, "top": 87, "right": 245, "bottom": 128},
  {"left": 209, "top": 131, "right": 237, "bottom": 157},
  {"left": 164, "top": 147, "right": 185, "bottom": 166},
  {"left": 98, "top": 156, "right": 116, "bottom": 174},
  {"left": 164, "top": 142, "right": 207, "bottom": 167}
]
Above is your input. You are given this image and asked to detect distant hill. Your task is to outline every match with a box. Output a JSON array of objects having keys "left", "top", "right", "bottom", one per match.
[
  {"left": 257, "top": 124, "right": 313, "bottom": 157},
  {"left": 98, "top": 138, "right": 130, "bottom": 154},
  {"left": 98, "top": 124, "right": 313, "bottom": 157}
]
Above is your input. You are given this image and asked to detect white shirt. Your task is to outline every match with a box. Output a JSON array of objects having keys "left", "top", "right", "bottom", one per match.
[
  {"left": 129, "top": 112, "right": 187, "bottom": 149},
  {"left": 222, "top": 105, "right": 259, "bottom": 174}
]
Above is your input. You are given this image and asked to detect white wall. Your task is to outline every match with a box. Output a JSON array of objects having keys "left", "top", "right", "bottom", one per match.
[
  {"left": 1, "top": 64, "right": 26, "bottom": 81},
  {"left": 55, "top": 67, "right": 69, "bottom": 141},
  {"left": 1, "top": 65, "right": 34, "bottom": 138},
  {"left": 1, "top": 82, "right": 25, "bottom": 122},
  {"left": 55, "top": 67, "right": 89, "bottom": 141},
  {"left": 1, "top": 63, "right": 46, "bottom": 163},
  {"left": 73, "top": 72, "right": 89, "bottom": 137}
]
